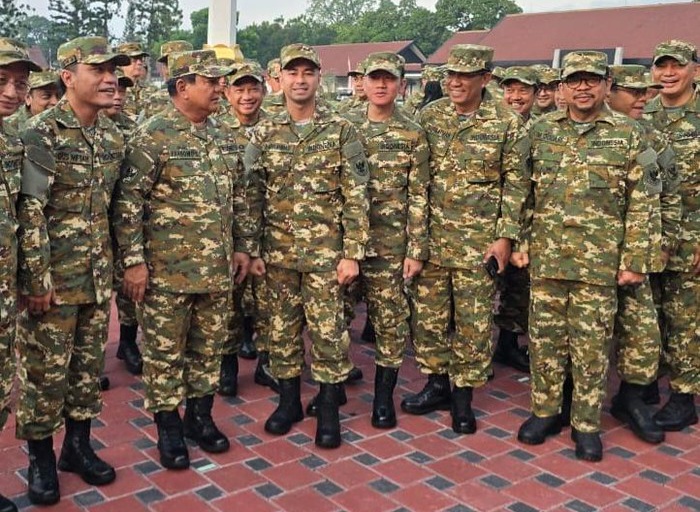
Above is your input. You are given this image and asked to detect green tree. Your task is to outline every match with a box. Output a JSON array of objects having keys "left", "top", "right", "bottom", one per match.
[
  {"left": 49, "top": 0, "right": 93, "bottom": 41},
  {"left": 435, "top": 0, "right": 521, "bottom": 31},
  {"left": 0, "top": 0, "right": 34, "bottom": 38},
  {"left": 122, "top": 0, "right": 183, "bottom": 51},
  {"left": 16, "top": 15, "right": 63, "bottom": 66},
  {"left": 306, "top": 0, "right": 377, "bottom": 26}
]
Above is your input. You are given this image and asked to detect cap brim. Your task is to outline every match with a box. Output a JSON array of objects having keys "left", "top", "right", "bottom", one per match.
[
  {"left": 561, "top": 67, "right": 607, "bottom": 79},
  {"left": 230, "top": 72, "right": 264, "bottom": 84},
  {"left": 85, "top": 53, "right": 132, "bottom": 67},
  {"left": 502, "top": 77, "right": 536, "bottom": 86},
  {"left": 118, "top": 77, "right": 134, "bottom": 87},
  {"left": 446, "top": 65, "right": 488, "bottom": 74},
  {"left": 196, "top": 65, "right": 234, "bottom": 78},
  {"left": 126, "top": 52, "right": 150, "bottom": 58},
  {"left": 365, "top": 66, "right": 401, "bottom": 78},
  {"left": 0, "top": 56, "right": 42, "bottom": 72},
  {"left": 653, "top": 53, "right": 689, "bottom": 66},
  {"left": 157, "top": 55, "right": 168, "bottom": 64},
  {"left": 281, "top": 57, "right": 320, "bottom": 70},
  {"left": 31, "top": 79, "right": 59, "bottom": 89}
]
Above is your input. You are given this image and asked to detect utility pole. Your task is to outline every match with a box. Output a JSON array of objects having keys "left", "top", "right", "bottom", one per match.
[{"left": 208, "top": 0, "right": 237, "bottom": 45}]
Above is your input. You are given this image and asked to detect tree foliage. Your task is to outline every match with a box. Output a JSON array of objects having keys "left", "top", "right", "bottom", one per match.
[
  {"left": 435, "top": 0, "right": 521, "bottom": 31},
  {"left": 306, "top": 0, "right": 377, "bottom": 26},
  {"left": 121, "top": 0, "right": 183, "bottom": 52},
  {"left": 48, "top": 0, "right": 121, "bottom": 40},
  {"left": 0, "top": 0, "right": 34, "bottom": 38}
]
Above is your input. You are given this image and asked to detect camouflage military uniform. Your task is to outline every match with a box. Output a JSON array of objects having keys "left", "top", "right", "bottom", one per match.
[
  {"left": 114, "top": 97, "right": 254, "bottom": 411},
  {"left": 644, "top": 86, "right": 700, "bottom": 395},
  {"left": 4, "top": 106, "right": 30, "bottom": 136},
  {"left": 15, "top": 96, "right": 126, "bottom": 440},
  {"left": 526, "top": 105, "right": 655, "bottom": 433},
  {"left": 343, "top": 103, "right": 430, "bottom": 368},
  {"left": 246, "top": 102, "right": 369, "bottom": 383},
  {"left": 414, "top": 91, "right": 529, "bottom": 388}
]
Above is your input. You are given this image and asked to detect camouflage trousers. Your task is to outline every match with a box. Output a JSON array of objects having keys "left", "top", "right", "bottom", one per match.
[
  {"left": 529, "top": 278, "right": 616, "bottom": 433},
  {"left": 115, "top": 288, "right": 138, "bottom": 327},
  {"left": 614, "top": 278, "right": 661, "bottom": 384},
  {"left": 15, "top": 301, "right": 110, "bottom": 440},
  {"left": 411, "top": 262, "right": 495, "bottom": 388},
  {"left": 266, "top": 265, "right": 352, "bottom": 384},
  {"left": 362, "top": 257, "right": 410, "bottom": 368},
  {"left": 224, "top": 275, "right": 269, "bottom": 355},
  {"left": 662, "top": 271, "right": 700, "bottom": 394},
  {"left": 139, "top": 289, "right": 230, "bottom": 412},
  {"left": 0, "top": 307, "right": 15, "bottom": 431},
  {"left": 494, "top": 263, "right": 530, "bottom": 334}
]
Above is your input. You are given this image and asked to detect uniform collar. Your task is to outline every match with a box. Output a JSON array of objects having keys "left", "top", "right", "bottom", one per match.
[{"left": 52, "top": 97, "right": 113, "bottom": 130}]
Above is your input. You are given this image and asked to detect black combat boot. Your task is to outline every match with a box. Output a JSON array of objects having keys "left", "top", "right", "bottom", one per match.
[
  {"left": 254, "top": 351, "right": 280, "bottom": 392},
  {"left": 315, "top": 383, "right": 342, "bottom": 449},
  {"left": 98, "top": 376, "right": 110, "bottom": 391},
  {"left": 400, "top": 374, "right": 451, "bottom": 415},
  {"left": 27, "top": 437, "right": 59, "bottom": 506},
  {"left": 218, "top": 354, "right": 238, "bottom": 397},
  {"left": 239, "top": 316, "right": 257, "bottom": 360},
  {"left": 0, "top": 494, "right": 17, "bottom": 512},
  {"left": 492, "top": 329, "right": 530, "bottom": 373},
  {"left": 561, "top": 375, "right": 574, "bottom": 427},
  {"left": 517, "top": 415, "right": 562, "bottom": 445},
  {"left": 571, "top": 428, "right": 603, "bottom": 462},
  {"left": 611, "top": 381, "right": 664, "bottom": 443},
  {"left": 642, "top": 380, "right": 660, "bottom": 405},
  {"left": 372, "top": 366, "right": 399, "bottom": 429},
  {"left": 306, "top": 384, "right": 347, "bottom": 417},
  {"left": 361, "top": 318, "right": 377, "bottom": 344},
  {"left": 154, "top": 410, "right": 189, "bottom": 470},
  {"left": 183, "top": 395, "right": 230, "bottom": 453},
  {"left": 264, "top": 377, "right": 304, "bottom": 435},
  {"left": 653, "top": 392, "right": 698, "bottom": 431},
  {"left": 345, "top": 365, "right": 363, "bottom": 384},
  {"left": 450, "top": 386, "right": 477, "bottom": 434},
  {"left": 58, "top": 418, "right": 116, "bottom": 485},
  {"left": 116, "top": 324, "right": 142, "bottom": 375}
]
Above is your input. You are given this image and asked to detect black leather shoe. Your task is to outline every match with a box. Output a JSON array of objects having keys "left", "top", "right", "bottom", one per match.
[
  {"left": 561, "top": 375, "right": 574, "bottom": 427},
  {"left": 451, "top": 386, "right": 477, "bottom": 434},
  {"left": 184, "top": 395, "right": 230, "bottom": 453},
  {"left": 307, "top": 384, "right": 347, "bottom": 417},
  {"left": 653, "top": 392, "right": 698, "bottom": 432},
  {"left": 345, "top": 365, "right": 363, "bottom": 384},
  {"left": 517, "top": 415, "right": 562, "bottom": 445},
  {"left": 0, "top": 494, "right": 17, "bottom": 512},
  {"left": 315, "top": 383, "right": 342, "bottom": 449},
  {"left": 239, "top": 316, "right": 257, "bottom": 360},
  {"left": 99, "top": 376, "right": 110, "bottom": 391},
  {"left": 400, "top": 374, "right": 451, "bottom": 415},
  {"left": 218, "top": 354, "right": 238, "bottom": 397},
  {"left": 265, "top": 377, "right": 304, "bottom": 435},
  {"left": 372, "top": 366, "right": 399, "bottom": 429},
  {"left": 492, "top": 329, "right": 530, "bottom": 373},
  {"left": 27, "top": 437, "right": 59, "bottom": 506},
  {"left": 571, "top": 429, "right": 603, "bottom": 462},
  {"left": 58, "top": 419, "right": 116, "bottom": 486},
  {"left": 611, "top": 382, "right": 664, "bottom": 444},
  {"left": 254, "top": 352, "right": 280, "bottom": 392},
  {"left": 154, "top": 410, "right": 189, "bottom": 470},
  {"left": 361, "top": 318, "right": 376, "bottom": 344},
  {"left": 116, "top": 324, "right": 142, "bottom": 375}
]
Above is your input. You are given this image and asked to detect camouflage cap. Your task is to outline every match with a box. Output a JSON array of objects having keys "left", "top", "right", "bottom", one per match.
[
  {"left": 363, "top": 52, "right": 404, "bottom": 78},
  {"left": 280, "top": 43, "right": 320, "bottom": 69},
  {"left": 168, "top": 50, "right": 233, "bottom": 79},
  {"left": 422, "top": 65, "right": 444, "bottom": 82},
  {"left": 348, "top": 60, "right": 365, "bottom": 77},
  {"left": 115, "top": 69, "right": 134, "bottom": 88},
  {"left": 114, "top": 42, "right": 150, "bottom": 58},
  {"left": 28, "top": 70, "right": 60, "bottom": 89},
  {"left": 610, "top": 64, "right": 662, "bottom": 90},
  {"left": 0, "top": 38, "right": 41, "bottom": 72},
  {"left": 228, "top": 60, "right": 264, "bottom": 85},
  {"left": 445, "top": 44, "right": 493, "bottom": 74},
  {"left": 158, "top": 40, "right": 194, "bottom": 63},
  {"left": 57, "top": 37, "right": 130, "bottom": 69},
  {"left": 203, "top": 43, "right": 245, "bottom": 66},
  {"left": 561, "top": 51, "right": 608, "bottom": 79},
  {"left": 532, "top": 64, "right": 560, "bottom": 85},
  {"left": 266, "top": 58, "right": 281, "bottom": 78},
  {"left": 501, "top": 66, "right": 538, "bottom": 86},
  {"left": 491, "top": 66, "right": 506, "bottom": 80},
  {"left": 652, "top": 40, "right": 697, "bottom": 66}
]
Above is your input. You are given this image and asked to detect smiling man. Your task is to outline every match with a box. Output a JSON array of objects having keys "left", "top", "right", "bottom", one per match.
[
  {"left": 15, "top": 36, "right": 129, "bottom": 505},
  {"left": 4, "top": 71, "right": 61, "bottom": 136}
]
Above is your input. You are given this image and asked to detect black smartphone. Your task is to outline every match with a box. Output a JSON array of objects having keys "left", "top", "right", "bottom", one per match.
[{"left": 484, "top": 256, "right": 499, "bottom": 279}]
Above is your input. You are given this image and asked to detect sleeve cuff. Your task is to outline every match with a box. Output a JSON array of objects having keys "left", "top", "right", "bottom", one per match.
[{"left": 343, "top": 240, "right": 365, "bottom": 261}]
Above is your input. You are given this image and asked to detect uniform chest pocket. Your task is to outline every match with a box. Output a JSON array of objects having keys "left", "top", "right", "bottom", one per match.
[
  {"left": 588, "top": 164, "right": 624, "bottom": 193},
  {"left": 167, "top": 160, "right": 216, "bottom": 202},
  {"left": 307, "top": 150, "right": 341, "bottom": 193},
  {"left": 532, "top": 158, "right": 558, "bottom": 185},
  {"left": 49, "top": 159, "right": 92, "bottom": 213},
  {"left": 461, "top": 159, "right": 500, "bottom": 184},
  {"left": 371, "top": 151, "right": 410, "bottom": 189}
]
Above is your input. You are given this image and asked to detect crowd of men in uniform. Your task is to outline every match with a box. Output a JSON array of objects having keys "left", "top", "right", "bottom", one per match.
[{"left": 0, "top": 31, "right": 697, "bottom": 510}]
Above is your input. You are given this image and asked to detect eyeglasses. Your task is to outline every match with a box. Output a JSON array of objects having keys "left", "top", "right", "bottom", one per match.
[
  {"left": 563, "top": 75, "right": 604, "bottom": 88},
  {"left": 0, "top": 76, "right": 30, "bottom": 95}
]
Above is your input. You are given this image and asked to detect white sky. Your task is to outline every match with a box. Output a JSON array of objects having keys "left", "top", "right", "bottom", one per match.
[{"left": 24, "top": 0, "right": 690, "bottom": 30}]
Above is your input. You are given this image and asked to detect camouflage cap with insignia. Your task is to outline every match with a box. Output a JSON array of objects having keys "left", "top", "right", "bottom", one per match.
[
  {"left": 114, "top": 42, "right": 150, "bottom": 58},
  {"left": 115, "top": 69, "right": 134, "bottom": 88},
  {"left": 653, "top": 40, "right": 697, "bottom": 66},
  {"left": 445, "top": 44, "right": 494, "bottom": 74},
  {"left": 501, "top": 66, "right": 538, "bottom": 86},
  {"left": 168, "top": 50, "right": 233, "bottom": 79},
  {"left": 228, "top": 60, "right": 264, "bottom": 85},
  {"left": 280, "top": 43, "right": 320, "bottom": 69},
  {"left": 610, "top": 65, "right": 662, "bottom": 90},
  {"left": 0, "top": 38, "right": 41, "bottom": 72},
  {"left": 561, "top": 51, "right": 608, "bottom": 79},
  {"left": 28, "top": 70, "right": 59, "bottom": 89},
  {"left": 532, "top": 64, "right": 560, "bottom": 85},
  {"left": 158, "top": 40, "right": 194, "bottom": 64},
  {"left": 363, "top": 52, "right": 404, "bottom": 78},
  {"left": 203, "top": 43, "right": 245, "bottom": 67},
  {"left": 57, "top": 36, "right": 130, "bottom": 69}
]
